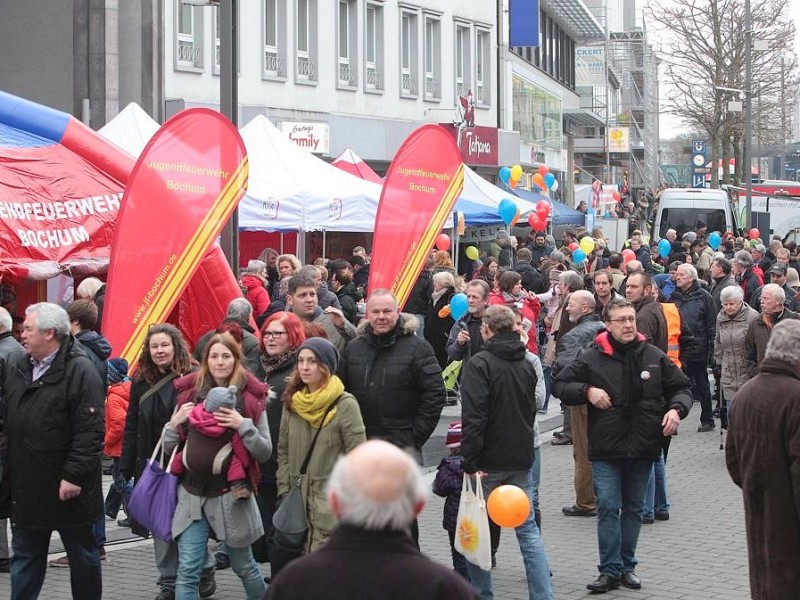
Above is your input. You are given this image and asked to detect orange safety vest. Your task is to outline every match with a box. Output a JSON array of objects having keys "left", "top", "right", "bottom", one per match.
[{"left": 660, "top": 302, "right": 682, "bottom": 369}]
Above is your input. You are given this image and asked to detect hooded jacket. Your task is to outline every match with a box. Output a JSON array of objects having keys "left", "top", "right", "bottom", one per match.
[
  {"left": 75, "top": 329, "right": 112, "bottom": 383},
  {"left": 460, "top": 331, "right": 537, "bottom": 473},
  {"left": 553, "top": 331, "right": 692, "bottom": 461},
  {"left": 241, "top": 274, "right": 271, "bottom": 317},
  {"left": 633, "top": 295, "right": 668, "bottom": 353},
  {"left": 672, "top": 280, "right": 716, "bottom": 363},
  {"left": 338, "top": 314, "right": 445, "bottom": 453}
]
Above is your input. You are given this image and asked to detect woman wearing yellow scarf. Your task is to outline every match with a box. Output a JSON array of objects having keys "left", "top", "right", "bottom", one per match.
[{"left": 276, "top": 337, "right": 366, "bottom": 564}]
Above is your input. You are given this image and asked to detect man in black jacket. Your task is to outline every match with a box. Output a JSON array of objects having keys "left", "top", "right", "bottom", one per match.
[
  {"left": 460, "top": 305, "right": 552, "bottom": 600},
  {"left": 553, "top": 298, "right": 692, "bottom": 593},
  {"left": 514, "top": 248, "right": 546, "bottom": 293},
  {"left": 338, "top": 289, "right": 445, "bottom": 459},
  {"left": 446, "top": 280, "right": 490, "bottom": 368},
  {"left": 673, "top": 264, "right": 717, "bottom": 432},
  {"left": 1, "top": 302, "right": 104, "bottom": 600}
]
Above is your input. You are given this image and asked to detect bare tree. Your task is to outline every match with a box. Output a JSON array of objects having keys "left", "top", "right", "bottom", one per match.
[{"left": 649, "top": 0, "right": 798, "bottom": 186}]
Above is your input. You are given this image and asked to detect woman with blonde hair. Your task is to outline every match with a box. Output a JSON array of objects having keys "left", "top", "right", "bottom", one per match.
[
  {"left": 277, "top": 338, "right": 365, "bottom": 569},
  {"left": 425, "top": 271, "right": 457, "bottom": 368}
]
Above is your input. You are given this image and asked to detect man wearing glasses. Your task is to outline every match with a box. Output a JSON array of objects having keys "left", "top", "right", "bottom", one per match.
[{"left": 553, "top": 298, "right": 692, "bottom": 594}]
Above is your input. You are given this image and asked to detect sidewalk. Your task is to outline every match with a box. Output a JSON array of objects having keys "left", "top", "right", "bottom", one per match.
[{"left": 0, "top": 402, "right": 749, "bottom": 599}]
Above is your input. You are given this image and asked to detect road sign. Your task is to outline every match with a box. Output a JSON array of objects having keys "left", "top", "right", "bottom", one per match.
[
  {"left": 691, "top": 140, "right": 708, "bottom": 188},
  {"left": 692, "top": 174, "right": 706, "bottom": 188}
]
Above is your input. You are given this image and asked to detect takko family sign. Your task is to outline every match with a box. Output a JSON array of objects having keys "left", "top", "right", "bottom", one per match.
[
  {"left": 280, "top": 121, "right": 331, "bottom": 154},
  {"left": 442, "top": 124, "right": 499, "bottom": 166}
]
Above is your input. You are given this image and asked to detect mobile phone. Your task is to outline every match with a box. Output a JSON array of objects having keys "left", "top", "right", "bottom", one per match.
[{"left": 522, "top": 318, "right": 533, "bottom": 333}]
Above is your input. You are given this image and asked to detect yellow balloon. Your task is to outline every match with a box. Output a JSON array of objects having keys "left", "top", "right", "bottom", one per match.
[
  {"left": 510, "top": 165, "right": 523, "bottom": 181},
  {"left": 579, "top": 236, "right": 595, "bottom": 254},
  {"left": 465, "top": 246, "right": 479, "bottom": 260}
]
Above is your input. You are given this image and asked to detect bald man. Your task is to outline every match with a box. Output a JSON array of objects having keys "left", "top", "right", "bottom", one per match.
[
  {"left": 553, "top": 290, "right": 606, "bottom": 517},
  {"left": 265, "top": 441, "right": 477, "bottom": 600}
]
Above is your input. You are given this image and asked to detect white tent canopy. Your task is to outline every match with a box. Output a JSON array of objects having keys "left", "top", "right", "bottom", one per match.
[
  {"left": 98, "top": 102, "right": 160, "bottom": 157},
  {"left": 238, "top": 115, "right": 384, "bottom": 232}
]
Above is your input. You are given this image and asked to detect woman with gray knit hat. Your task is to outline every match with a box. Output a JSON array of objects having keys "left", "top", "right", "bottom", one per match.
[{"left": 276, "top": 337, "right": 366, "bottom": 570}]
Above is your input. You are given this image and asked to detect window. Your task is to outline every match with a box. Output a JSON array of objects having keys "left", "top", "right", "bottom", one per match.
[
  {"left": 476, "top": 28, "right": 490, "bottom": 106},
  {"left": 400, "top": 9, "right": 418, "bottom": 97},
  {"left": 263, "top": 0, "right": 287, "bottom": 78},
  {"left": 338, "top": 0, "right": 358, "bottom": 88},
  {"left": 454, "top": 23, "right": 471, "bottom": 99},
  {"left": 175, "top": 1, "right": 203, "bottom": 71},
  {"left": 423, "top": 15, "right": 441, "bottom": 101},
  {"left": 364, "top": 2, "right": 384, "bottom": 91},
  {"left": 213, "top": 8, "right": 221, "bottom": 74},
  {"left": 511, "top": 9, "right": 578, "bottom": 91},
  {"left": 295, "top": 0, "right": 318, "bottom": 83}
]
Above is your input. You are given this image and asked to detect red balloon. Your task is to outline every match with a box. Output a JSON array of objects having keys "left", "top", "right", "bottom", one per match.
[
  {"left": 435, "top": 233, "right": 451, "bottom": 252},
  {"left": 748, "top": 228, "right": 760, "bottom": 240},
  {"left": 536, "top": 200, "right": 550, "bottom": 217},
  {"left": 568, "top": 242, "right": 579, "bottom": 252},
  {"left": 612, "top": 191, "right": 622, "bottom": 201},
  {"left": 528, "top": 214, "right": 541, "bottom": 230},
  {"left": 537, "top": 164, "right": 550, "bottom": 177},
  {"left": 621, "top": 249, "right": 636, "bottom": 263}
]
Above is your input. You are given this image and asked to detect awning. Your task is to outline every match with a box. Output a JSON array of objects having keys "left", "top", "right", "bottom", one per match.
[
  {"left": 542, "top": 0, "right": 605, "bottom": 40},
  {"left": 564, "top": 108, "right": 606, "bottom": 128}
]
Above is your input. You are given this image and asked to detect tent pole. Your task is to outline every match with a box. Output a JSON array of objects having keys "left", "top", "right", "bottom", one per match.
[
  {"left": 280, "top": 232, "right": 284, "bottom": 254},
  {"left": 322, "top": 230, "right": 327, "bottom": 261},
  {"left": 452, "top": 212, "right": 459, "bottom": 274}
]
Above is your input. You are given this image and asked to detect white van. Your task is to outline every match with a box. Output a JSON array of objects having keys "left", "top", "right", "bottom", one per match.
[{"left": 651, "top": 188, "right": 739, "bottom": 242}]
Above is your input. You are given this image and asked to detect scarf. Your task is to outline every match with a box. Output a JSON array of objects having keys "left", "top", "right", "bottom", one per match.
[
  {"left": 431, "top": 286, "right": 451, "bottom": 306},
  {"left": 608, "top": 334, "right": 644, "bottom": 410},
  {"left": 261, "top": 350, "right": 296, "bottom": 377},
  {"left": 291, "top": 375, "right": 344, "bottom": 427}
]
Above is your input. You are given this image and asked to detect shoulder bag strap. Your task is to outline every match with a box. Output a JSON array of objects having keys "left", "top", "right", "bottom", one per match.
[
  {"left": 138, "top": 372, "right": 179, "bottom": 407},
  {"left": 298, "top": 398, "right": 340, "bottom": 477}
]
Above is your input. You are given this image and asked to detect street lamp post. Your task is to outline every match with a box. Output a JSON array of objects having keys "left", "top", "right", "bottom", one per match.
[
  {"left": 744, "top": 0, "right": 752, "bottom": 228},
  {"left": 219, "top": 0, "right": 239, "bottom": 272}
]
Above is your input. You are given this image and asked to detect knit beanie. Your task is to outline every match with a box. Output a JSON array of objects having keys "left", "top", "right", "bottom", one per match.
[
  {"left": 298, "top": 337, "right": 339, "bottom": 374},
  {"left": 106, "top": 358, "right": 129, "bottom": 384},
  {"left": 204, "top": 385, "right": 238, "bottom": 413},
  {"left": 445, "top": 421, "right": 462, "bottom": 448}
]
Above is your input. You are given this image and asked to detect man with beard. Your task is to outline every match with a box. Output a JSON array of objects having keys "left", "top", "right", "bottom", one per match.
[
  {"left": 625, "top": 272, "right": 667, "bottom": 353},
  {"left": 526, "top": 231, "right": 554, "bottom": 268},
  {"left": 553, "top": 291, "right": 605, "bottom": 518},
  {"left": 446, "top": 280, "right": 490, "bottom": 368},
  {"left": 592, "top": 271, "right": 620, "bottom": 316},
  {"left": 745, "top": 283, "right": 800, "bottom": 376}
]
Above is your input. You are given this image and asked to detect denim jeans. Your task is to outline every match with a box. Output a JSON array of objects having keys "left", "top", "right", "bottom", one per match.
[
  {"left": 176, "top": 517, "right": 265, "bottom": 600},
  {"left": 11, "top": 525, "right": 101, "bottom": 600},
  {"left": 541, "top": 364, "right": 552, "bottom": 411},
  {"left": 155, "top": 537, "right": 214, "bottom": 593},
  {"left": 415, "top": 314, "right": 426, "bottom": 338},
  {"left": 592, "top": 459, "right": 652, "bottom": 578},
  {"left": 91, "top": 517, "right": 105, "bottom": 549},
  {"left": 529, "top": 448, "right": 542, "bottom": 515},
  {"left": 104, "top": 458, "right": 133, "bottom": 518},
  {"left": 465, "top": 470, "right": 552, "bottom": 600},
  {"left": 684, "top": 360, "right": 713, "bottom": 426},
  {"left": 643, "top": 451, "right": 670, "bottom": 520}
]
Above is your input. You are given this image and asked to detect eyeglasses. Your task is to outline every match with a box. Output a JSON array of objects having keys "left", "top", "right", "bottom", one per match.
[
  {"left": 607, "top": 316, "right": 636, "bottom": 324},
  {"left": 263, "top": 331, "right": 287, "bottom": 339}
]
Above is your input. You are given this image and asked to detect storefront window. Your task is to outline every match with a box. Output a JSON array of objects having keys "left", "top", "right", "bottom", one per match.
[{"left": 512, "top": 74, "right": 562, "bottom": 151}]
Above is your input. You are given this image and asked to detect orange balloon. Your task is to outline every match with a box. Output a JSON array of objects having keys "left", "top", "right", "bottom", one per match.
[
  {"left": 532, "top": 173, "right": 545, "bottom": 190},
  {"left": 487, "top": 485, "right": 531, "bottom": 528},
  {"left": 510, "top": 206, "right": 521, "bottom": 227}
]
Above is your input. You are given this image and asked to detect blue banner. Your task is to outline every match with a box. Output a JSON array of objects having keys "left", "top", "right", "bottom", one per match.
[{"left": 510, "top": 0, "right": 540, "bottom": 47}]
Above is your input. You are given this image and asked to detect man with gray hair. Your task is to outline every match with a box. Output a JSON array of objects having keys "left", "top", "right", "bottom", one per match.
[
  {"left": 673, "top": 264, "right": 717, "bottom": 432},
  {"left": 264, "top": 441, "right": 477, "bottom": 600},
  {"left": 726, "top": 319, "right": 800, "bottom": 600},
  {"left": 745, "top": 283, "right": 799, "bottom": 376},
  {"left": 193, "top": 297, "right": 262, "bottom": 374},
  {"left": 0, "top": 302, "right": 105, "bottom": 599},
  {"left": 733, "top": 250, "right": 762, "bottom": 307}
]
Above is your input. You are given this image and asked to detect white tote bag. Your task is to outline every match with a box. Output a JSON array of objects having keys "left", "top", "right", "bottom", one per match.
[{"left": 454, "top": 473, "right": 492, "bottom": 571}]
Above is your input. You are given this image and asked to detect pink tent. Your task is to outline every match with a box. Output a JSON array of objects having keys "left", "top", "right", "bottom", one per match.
[{"left": 332, "top": 148, "right": 383, "bottom": 184}]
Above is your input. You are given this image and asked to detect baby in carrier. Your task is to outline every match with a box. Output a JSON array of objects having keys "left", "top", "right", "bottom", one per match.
[{"left": 172, "top": 385, "right": 252, "bottom": 500}]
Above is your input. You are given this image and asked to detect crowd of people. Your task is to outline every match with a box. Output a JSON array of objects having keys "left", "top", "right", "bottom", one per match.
[{"left": 0, "top": 214, "right": 798, "bottom": 600}]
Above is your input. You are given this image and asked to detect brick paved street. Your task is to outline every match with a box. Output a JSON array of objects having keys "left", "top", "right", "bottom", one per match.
[{"left": 0, "top": 402, "right": 750, "bottom": 599}]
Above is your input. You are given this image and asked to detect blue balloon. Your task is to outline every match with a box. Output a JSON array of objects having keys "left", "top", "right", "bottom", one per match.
[
  {"left": 572, "top": 249, "right": 586, "bottom": 263},
  {"left": 708, "top": 231, "right": 721, "bottom": 250},
  {"left": 449, "top": 293, "right": 469, "bottom": 321},
  {"left": 499, "top": 167, "right": 512, "bottom": 184},
  {"left": 657, "top": 238, "right": 671, "bottom": 258},
  {"left": 544, "top": 173, "right": 556, "bottom": 189},
  {"left": 498, "top": 198, "right": 518, "bottom": 226}
]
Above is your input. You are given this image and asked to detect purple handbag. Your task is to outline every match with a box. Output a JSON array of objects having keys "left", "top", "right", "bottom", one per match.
[{"left": 127, "top": 426, "right": 179, "bottom": 542}]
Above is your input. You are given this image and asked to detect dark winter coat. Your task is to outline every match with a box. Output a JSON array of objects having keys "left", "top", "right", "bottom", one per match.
[
  {"left": 672, "top": 281, "right": 716, "bottom": 363},
  {"left": 709, "top": 273, "right": 736, "bottom": 314},
  {"left": 0, "top": 335, "right": 105, "bottom": 528},
  {"left": 633, "top": 295, "right": 668, "bottom": 353},
  {"left": 741, "top": 267, "right": 763, "bottom": 307},
  {"left": 446, "top": 312, "right": 485, "bottom": 368},
  {"left": 513, "top": 260, "right": 547, "bottom": 293},
  {"left": 460, "top": 331, "right": 537, "bottom": 474},
  {"left": 194, "top": 318, "right": 262, "bottom": 375},
  {"left": 404, "top": 269, "right": 433, "bottom": 315},
  {"left": 74, "top": 329, "right": 112, "bottom": 383},
  {"left": 317, "top": 282, "right": 341, "bottom": 311},
  {"left": 432, "top": 454, "right": 464, "bottom": 532},
  {"left": 525, "top": 242, "right": 554, "bottom": 267},
  {"left": 0, "top": 332, "right": 22, "bottom": 363},
  {"left": 749, "top": 283, "right": 799, "bottom": 313},
  {"left": 726, "top": 358, "right": 800, "bottom": 600},
  {"left": 425, "top": 287, "right": 456, "bottom": 368},
  {"left": 633, "top": 246, "right": 654, "bottom": 274},
  {"left": 94, "top": 283, "right": 106, "bottom": 333},
  {"left": 553, "top": 331, "right": 692, "bottom": 462},
  {"left": 338, "top": 315, "right": 445, "bottom": 454},
  {"left": 335, "top": 282, "right": 361, "bottom": 325},
  {"left": 261, "top": 354, "right": 296, "bottom": 481},
  {"left": 553, "top": 313, "right": 605, "bottom": 375},
  {"left": 353, "top": 263, "right": 370, "bottom": 292},
  {"left": 264, "top": 525, "right": 477, "bottom": 600}
]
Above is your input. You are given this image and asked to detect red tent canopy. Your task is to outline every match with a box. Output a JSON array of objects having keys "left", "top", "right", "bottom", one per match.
[{"left": 331, "top": 148, "right": 383, "bottom": 184}]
